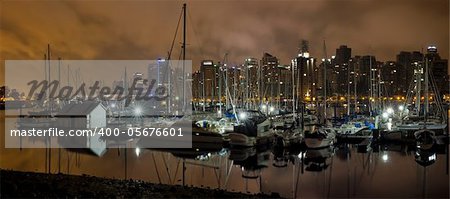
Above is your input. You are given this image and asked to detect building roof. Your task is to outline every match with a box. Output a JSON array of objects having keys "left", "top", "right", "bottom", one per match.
[{"left": 57, "top": 101, "right": 105, "bottom": 116}]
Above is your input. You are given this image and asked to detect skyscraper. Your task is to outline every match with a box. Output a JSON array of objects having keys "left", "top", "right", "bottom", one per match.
[
  {"left": 200, "top": 60, "right": 217, "bottom": 103},
  {"left": 425, "top": 46, "right": 448, "bottom": 96},
  {"left": 335, "top": 45, "right": 352, "bottom": 65},
  {"left": 396, "top": 51, "right": 423, "bottom": 92},
  {"left": 244, "top": 58, "right": 259, "bottom": 105},
  {"left": 334, "top": 45, "right": 352, "bottom": 95},
  {"left": 261, "top": 53, "right": 279, "bottom": 102}
]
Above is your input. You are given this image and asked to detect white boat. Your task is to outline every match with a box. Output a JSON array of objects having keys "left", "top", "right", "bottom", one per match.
[
  {"left": 397, "top": 122, "right": 447, "bottom": 131},
  {"left": 228, "top": 110, "right": 274, "bottom": 147},
  {"left": 303, "top": 125, "right": 336, "bottom": 149},
  {"left": 334, "top": 121, "right": 373, "bottom": 143},
  {"left": 335, "top": 121, "right": 368, "bottom": 135},
  {"left": 274, "top": 127, "right": 303, "bottom": 148},
  {"left": 196, "top": 118, "right": 235, "bottom": 134}
]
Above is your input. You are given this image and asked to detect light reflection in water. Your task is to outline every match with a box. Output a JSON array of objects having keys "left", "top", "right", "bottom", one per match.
[
  {"left": 1, "top": 140, "right": 448, "bottom": 198},
  {"left": 0, "top": 112, "right": 449, "bottom": 198}
]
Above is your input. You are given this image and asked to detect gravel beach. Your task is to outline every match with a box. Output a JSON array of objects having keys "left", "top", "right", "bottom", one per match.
[{"left": 0, "top": 170, "right": 282, "bottom": 198}]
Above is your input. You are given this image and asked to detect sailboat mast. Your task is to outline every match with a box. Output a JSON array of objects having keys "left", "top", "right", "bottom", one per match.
[
  {"left": 424, "top": 57, "right": 429, "bottom": 120},
  {"left": 291, "top": 60, "right": 295, "bottom": 116},
  {"left": 323, "top": 40, "right": 328, "bottom": 124},
  {"left": 415, "top": 60, "right": 422, "bottom": 115},
  {"left": 354, "top": 60, "right": 357, "bottom": 114},
  {"left": 219, "top": 62, "right": 222, "bottom": 114},
  {"left": 369, "top": 56, "right": 372, "bottom": 116},
  {"left": 182, "top": 3, "right": 186, "bottom": 111},
  {"left": 47, "top": 44, "right": 52, "bottom": 113},
  {"left": 347, "top": 62, "right": 351, "bottom": 116}
]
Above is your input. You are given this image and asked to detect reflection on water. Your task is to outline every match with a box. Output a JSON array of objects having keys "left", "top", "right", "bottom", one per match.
[
  {"left": 1, "top": 112, "right": 449, "bottom": 198},
  {"left": 1, "top": 142, "right": 448, "bottom": 198}
]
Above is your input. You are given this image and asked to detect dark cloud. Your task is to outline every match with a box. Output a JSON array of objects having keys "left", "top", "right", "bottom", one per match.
[{"left": 0, "top": 0, "right": 448, "bottom": 72}]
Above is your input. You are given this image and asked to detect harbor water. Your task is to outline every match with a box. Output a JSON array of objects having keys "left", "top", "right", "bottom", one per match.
[{"left": 1, "top": 112, "right": 448, "bottom": 198}]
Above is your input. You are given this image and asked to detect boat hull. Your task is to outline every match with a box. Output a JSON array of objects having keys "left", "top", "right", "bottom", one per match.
[
  {"left": 228, "top": 132, "right": 274, "bottom": 147},
  {"left": 304, "top": 137, "right": 334, "bottom": 149}
]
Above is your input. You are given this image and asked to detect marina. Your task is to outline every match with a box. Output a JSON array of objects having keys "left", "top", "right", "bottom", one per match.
[{"left": 1, "top": 0, "right": 449, "bottom": 198}]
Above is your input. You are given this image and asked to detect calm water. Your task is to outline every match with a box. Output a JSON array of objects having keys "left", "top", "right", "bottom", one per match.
[{"left": 1, "top": 112, "right": 449, "bottom": 198}]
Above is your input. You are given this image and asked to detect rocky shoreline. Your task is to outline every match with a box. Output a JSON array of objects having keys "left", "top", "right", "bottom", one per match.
[{"left": 1, "top": 170, "right": 282, "bottom": 198}]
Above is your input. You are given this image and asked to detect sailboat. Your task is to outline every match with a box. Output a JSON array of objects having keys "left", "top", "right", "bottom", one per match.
[
  {"left": 303, "top": 41, "right": 336, "bottom": 149},
  {"left": 397, "top": 55, "right": 447, "bottom": 131},
  {"left": 303, "top": 124, "right": 336, "bottom": 149},
  {"left": 334, "top": 121, "right": 373, "bottom": 144},
  {"left": 227, "top": 109, "right": 274, "bottom": 147}
]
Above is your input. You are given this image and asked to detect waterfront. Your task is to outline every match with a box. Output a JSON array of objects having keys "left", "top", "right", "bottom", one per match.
[
  {"left": 1, "top": 112, "right": 448, "bottom": 198},
  {"left": 1, "top": 0, "right": 450, "bottom": 198},
  {"left": 2, "top": 108, "right": 450, "bottom": 198}
]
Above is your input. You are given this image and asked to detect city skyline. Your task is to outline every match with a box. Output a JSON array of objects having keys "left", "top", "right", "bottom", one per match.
[{"left": 0, "top": 0, "right": 449, "bottom": 74}]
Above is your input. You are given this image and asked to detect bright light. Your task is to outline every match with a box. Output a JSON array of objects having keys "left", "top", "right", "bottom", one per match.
[
  {"left": 382, "top": 154, "right": 388, "bottom": 162},
  {"left": 110, "top": 103, "right": 116, "bottom": 108},
  {"left": 429, "top": 154, "right": 436, "bottom": 161},
  {"left": 303, "top": 52, "right": 310, "bottom": 58},
  {"left": 398, "top": 105, "right": 404, "bottom": 111},
  {"left": 382, "top": 112, "right": 389, "bottom": 119},
  {"left": 269, "top": 106, "right": 275, "bottom": 112},
  {"left": 135, "top": 148, "right": 141, "bottom": 157},
  {"left": 261, "top": 104, "right": 267, "bottom": 110},
  {"left": 386, "top": 107, "right": 394, "bottom": 114},
  {"left": 239, "top": 112, "right": 247, "bottom": 120},
  {"left": 134, "top": 107, "right": 142, "bottom": 116}
]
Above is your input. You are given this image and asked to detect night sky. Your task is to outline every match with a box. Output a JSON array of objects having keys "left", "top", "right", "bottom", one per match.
[{"left": 0, "top": 0, "right": 449, "bottom": 74}]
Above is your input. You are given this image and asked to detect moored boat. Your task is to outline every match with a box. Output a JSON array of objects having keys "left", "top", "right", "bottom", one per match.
[
  {"left": 228, "top": 110, "right": 274, "bottom": 147},
  {"left": 303, "top": 125, "right": 336, "bottom": 149}
]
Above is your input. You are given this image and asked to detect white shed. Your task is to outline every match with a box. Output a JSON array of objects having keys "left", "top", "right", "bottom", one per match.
[
  {"left": 57, "top": 101, "right": 107, "bottom": 128},
  {"left": 56, "top": 101, "right": 107, "bottom": 156}
]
